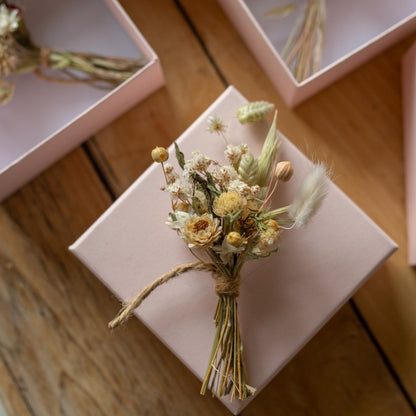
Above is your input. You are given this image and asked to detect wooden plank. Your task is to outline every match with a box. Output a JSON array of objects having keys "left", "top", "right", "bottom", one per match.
[
  {"left": 0, "top": 149, "right": 228, "bottom": 415},
  {"left": 0, "top": 352, "right": 32, "bottom": 416},
  {"left": 88, "top": 0, "right": 226, "bottom": 196},
  {"left": 178, "top": 0, "right": 416, "bottom": 405}
]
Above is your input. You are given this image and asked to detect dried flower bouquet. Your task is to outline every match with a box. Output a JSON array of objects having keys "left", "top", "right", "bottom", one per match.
[
  {"left": 0, "top": 1, "right": 145, "bottom": 105},
  {"left": 109, "top": 101, "right": 329, "bottom": 400}
]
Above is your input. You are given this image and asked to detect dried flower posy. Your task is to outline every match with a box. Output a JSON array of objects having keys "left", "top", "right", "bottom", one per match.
[
  {"left": 109, "top": 100, "right": 329, "bottom": 400},
  {"left": 0, "top": 1, "right": 145, "bottom": 105}
]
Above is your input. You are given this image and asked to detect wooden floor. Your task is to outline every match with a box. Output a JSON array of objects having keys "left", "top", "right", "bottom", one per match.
[{"left": 1, "top": 1, "right": 416, "bottom": 415}]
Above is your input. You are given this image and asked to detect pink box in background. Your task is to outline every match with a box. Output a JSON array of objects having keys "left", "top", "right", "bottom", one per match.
[
  {"left": 70, "top": 87, "right": 397, "bottom": 414},
  {"left": 0, "top": 0, "right": 164, "bottom": 201},
  {"left": 218, "top": 0, "right": 416, "bottom": 107},
  {"left": 402, "top": 43, "right": 416, "bottom": 266}
]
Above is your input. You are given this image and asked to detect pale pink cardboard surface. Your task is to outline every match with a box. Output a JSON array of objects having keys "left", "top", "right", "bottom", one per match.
[
  {"left": 70, "top": 87, "right": 397, "bottom": 414},
  {"left": 218, "top": 0, "right": 416, "bottom": 107},
  {"left": 0, "top": 0, "right": 164, "bottom": 201},
  {"left": 402, "top": 43, "right": 416, "bottom": 266}
]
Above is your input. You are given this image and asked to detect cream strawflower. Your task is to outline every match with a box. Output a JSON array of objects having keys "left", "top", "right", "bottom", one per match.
[
  {"left": 213, "top": 191, "right": 247, "bottom": 218},
  {"left": 0, "top": 5, "right": 19, "bottom": 37},
  {"left": 181, "top": 213, "right": 222, "bottom": 248}
]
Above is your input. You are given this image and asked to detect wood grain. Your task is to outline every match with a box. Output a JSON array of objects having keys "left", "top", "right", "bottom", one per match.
[{"left": 0, "top": 0, "right": 415, "bottom": 415}]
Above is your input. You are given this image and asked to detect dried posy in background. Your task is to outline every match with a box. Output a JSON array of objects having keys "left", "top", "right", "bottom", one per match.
[
  {"left": 0, "top": 1, "right": 145, "bottom": 105},
  {"left": 265, "top": 0, "right": 327, "bottom": 82},
  {"left": 109, "top": 101, "right": 329, "bottom": 401}
]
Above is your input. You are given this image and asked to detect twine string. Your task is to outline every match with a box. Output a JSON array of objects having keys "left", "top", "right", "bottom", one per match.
[{"left": 108, "top": 261, "right": 241, "bottom": 329}]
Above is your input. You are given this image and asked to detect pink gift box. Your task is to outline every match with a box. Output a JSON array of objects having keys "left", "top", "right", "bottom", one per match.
[
  {"left": 402, "top": 43, "right": 416, "bottom": 266},
  {"left": 0, "top": 0, "right": 164, "bottom": 201},
  {"left": 218, "top": 0, "right": 416, "bottom": 107},
  {"left": 70, "top": 86, "right": 397, "bottom": 414}
]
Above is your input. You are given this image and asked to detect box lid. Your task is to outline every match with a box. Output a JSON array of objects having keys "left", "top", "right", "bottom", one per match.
[
  {"left": 70, "top": 86, "right": 397, "bottom": 414},
  {"left": 402, "top": 43, "right": 416, "bottom": 266}
]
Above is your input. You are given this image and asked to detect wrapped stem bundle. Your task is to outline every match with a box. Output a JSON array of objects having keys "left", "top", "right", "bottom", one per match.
[
  {"left": 110, "top": 101, "right": 329, "bottom": 400},
  {"left": 0, "top": 2, "right": 145, "bottom": 104},
  {"left": 265, "top": 0, "right": 327, "bottom": 82}
]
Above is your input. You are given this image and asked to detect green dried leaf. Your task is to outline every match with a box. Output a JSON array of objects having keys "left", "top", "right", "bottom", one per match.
[
  {"left": 174, "top": 142, "right": 185, "bottom": 169},
  {"left": 256, "top": 111, "right": 280, "bottom": 187},
  {"left": 191, "top": 173, "right": 213, "bottom": 212}
]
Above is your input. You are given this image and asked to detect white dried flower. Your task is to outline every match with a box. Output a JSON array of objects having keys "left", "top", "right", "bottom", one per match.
[
  {"left": 236, "top": 101, "right": 274, "bottom": 124},
  {"left": 224, "top": 144, "right": 248, "bottom": 167},
  {"left": 163, "top": 163, "right": 179, "bottom": 184},
  {"left": 164, "top": 163, "right": 174, "bottom": 174},
  {"left": 183, "top": 151, "right": 212, "bottom": 180},
  {"left": 0, "top": 5, "right": 20, "bottom": 37},
  {"left": 166, "top": 179, "right": 192, "bottom": 201},
  {"left": 252, "top": 220, "right": 280, "bottom": 256},
  {"left": 227, "top": 179, "right": 251, "bottom": 197},
  {"left": 289, "top": 163, "right": 329, "bottom": 228},
  {"left": 211, "top": 165, "right": 239, "bottom": 187},
  {"left": 250, "top": 185, "right": 261, "bottom": 197},
  {"left": 207, "top": 115, "right": 227, "bottom": 134},
  {"left": 166, "top": 210, "right": 190, "bottom": 230}
]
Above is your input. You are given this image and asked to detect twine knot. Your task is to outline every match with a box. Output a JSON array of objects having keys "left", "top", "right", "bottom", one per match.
[{"left": 213, "top": 273, "right": 241, "bottom": 297}]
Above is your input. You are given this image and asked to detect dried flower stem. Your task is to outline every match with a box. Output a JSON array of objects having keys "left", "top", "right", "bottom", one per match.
[
  {"left": 201, "top": 294, "right": 254, "bottom": 400},
  {"left": 280, "top": 0, "right": 326, "bottom": 82}
]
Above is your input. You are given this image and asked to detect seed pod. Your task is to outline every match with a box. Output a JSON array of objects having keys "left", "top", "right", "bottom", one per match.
[
  {"left": 151, "top": 146, "right": 169, "bottom": 163},
  {"left": 236, "top": 101, "right": 274, "bottom": 124},
  {"left": 274, "top": 161, "right": 293, "bottom": 181},
  {"left": 226, "top": 232, "right": 244, "bottom": 248}
]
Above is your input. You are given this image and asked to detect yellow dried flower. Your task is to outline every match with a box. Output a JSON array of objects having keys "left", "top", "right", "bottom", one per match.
[
  {"left": 213, "top": 191, "right": 247, "bottom": 218},
  {"left": 182, "top": 213, "right": 222, "bottom": 248},
  {"left": 274, "top": 161, "right": 293, "bottom": 181},
  {"left": 265, "top": 219, "right": 280, "bottom": 232},
  {"left": 151, "top": 146, "right": 169, "bottom": 163},
  {"left": 226, "top": 232, "right": 244, "bottom": 248}
]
